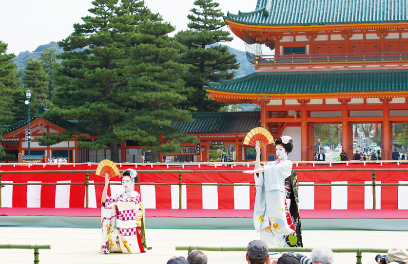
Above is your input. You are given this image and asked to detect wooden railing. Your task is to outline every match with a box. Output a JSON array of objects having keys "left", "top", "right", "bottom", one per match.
[{"left": 249, "top": 51, "right": 408, "bottom": 65}]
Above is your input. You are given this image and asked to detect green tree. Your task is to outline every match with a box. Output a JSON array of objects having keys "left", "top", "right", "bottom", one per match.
[
  {"left": 23, "top": 59, "right": 50, "bottom": 114},
  {"left": 396, "top": 125, "right": 408, "bottom": 152},
  {"left": 40, "top": 48, "right": 60, "bottom": 101},
  {"left": 175, "top": 0, "right": 239, "bottom": 112},
  {"left": 0, "top": 41, "right": 23, "bottom": 159},
  {"left": 39, "top": 0, "right": 195, "bottom": 162},
  {"left": 116, "top": 20, "right": 197, "bottom": 162}
]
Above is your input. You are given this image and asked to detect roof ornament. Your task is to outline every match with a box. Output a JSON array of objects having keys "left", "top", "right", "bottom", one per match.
[{"left": 262, "top": 10, "right": 269, "bottom": 18}]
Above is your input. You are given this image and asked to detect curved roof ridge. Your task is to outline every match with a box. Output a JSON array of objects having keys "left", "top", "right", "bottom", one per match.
[
  {"left": 207, "top": 72, "right": 262, "bottom": 88},
  {"left": 226, "top": 7, "right": 265, "bottom": 18}
]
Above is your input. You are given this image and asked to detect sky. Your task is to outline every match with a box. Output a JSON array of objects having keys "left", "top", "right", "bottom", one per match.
[{"left": 0, "top": 0, "right": 256, "bottom": 55}]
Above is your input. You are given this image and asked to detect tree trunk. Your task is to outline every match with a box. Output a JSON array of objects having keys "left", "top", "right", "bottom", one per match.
[
  {"left": 110, "top": 142, "right": 120, "bottom": 162},
  {"left": 197, "top": 98, "right": 204, "bottom": 112},
  {"left": 151, "top": 149, "right": 160, "bottom": 163}
]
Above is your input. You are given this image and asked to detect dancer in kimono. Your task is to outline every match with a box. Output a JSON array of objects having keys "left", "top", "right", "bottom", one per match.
[
  {"left": 100, "top": 169, "right": 147, "bottom": 254},
  {"left": 244, "top": 136, "right": 302, "bottom": 248}
]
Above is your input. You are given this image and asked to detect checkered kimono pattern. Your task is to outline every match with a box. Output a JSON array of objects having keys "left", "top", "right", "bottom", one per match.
[
  {"left": 100, "top": 191, "right": 146, "bottom": 254},
  {"left": 253, "top": 160, "right": 295, "bottom": 248}
]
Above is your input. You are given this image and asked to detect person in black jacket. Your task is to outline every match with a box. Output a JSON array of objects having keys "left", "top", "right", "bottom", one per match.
[
  {"left": 392, "top": 149, "right": 400, "bottom": 160},
  {"left": 340, "top": 150, "right": 347, "bottom": 161},
  {"left": 317, "top": 150, "right": 325, "bottom": 161}
]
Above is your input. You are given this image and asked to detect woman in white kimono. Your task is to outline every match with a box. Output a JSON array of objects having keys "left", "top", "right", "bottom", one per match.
[
  {"left": 100, "top": 169, "right": 147, "bottom": 254},
  {"left": 245, "top": 136, "right": 302, "bottom": 248}
]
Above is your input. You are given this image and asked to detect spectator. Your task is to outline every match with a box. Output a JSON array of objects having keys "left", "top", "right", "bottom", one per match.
[
  {"left": 168, "top": 256, "right": 188, "bottom": 264},
  {"left": 388, "top": 248, "right": 408, "bottom": 263},
  {"left": 401, "top": 153, "right": 406, "bottom": 160},
  {"left": 392, "top": 149, "right": 400, "bottom": 160},
  {"left": 274, "top": 255, "right": 300, "bottom": 264},
  {"left": 246, "top": 240, "right": 270, "bottom": 264},
  {"left": 340, "top": 150, "right": 347, "bottom": 161},
  {"left": 188, "top": 250, "right": 208, "bottom": 264},
  {"left": 354, "top": 150, "right": 361, "bottom": 160},
  {"left": 317, "top": 150, "right": 325, "bottom": 161},
  {"left": 271, "top": 247, "right": 334, "bottom": 264},
  {"left": 371, "top": 152, "right": 377, "bottom": 161},
  {"left": 375, "top": 248, "right": 408, "bottom": 264}
]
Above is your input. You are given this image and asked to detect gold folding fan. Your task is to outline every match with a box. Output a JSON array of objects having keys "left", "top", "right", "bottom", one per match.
[
  {"left": 243, "top": 127, "right": 274, "bottom": 147},
  {"left": 95, "top": 159, "right": 120, "bottom": 178}
]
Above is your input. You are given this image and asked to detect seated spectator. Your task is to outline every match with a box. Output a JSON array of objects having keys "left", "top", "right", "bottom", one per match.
[
  {"left": 272, "top": 247, "right": 334, "bottom": 264},
  {"left": 246, "top": 240, "right": 270, "bottom": 264},
  {"left": 188, "top": 250, "right": 208, "bottom": 264},
  {"left": 167, "top": 256, "right": 188, "bottom": 264},
  {"left": 388, "top": 248, "right": 408, "bottom": 263},
  {"left": 275, "top": 254, "right": 300, "bottom": 264}
]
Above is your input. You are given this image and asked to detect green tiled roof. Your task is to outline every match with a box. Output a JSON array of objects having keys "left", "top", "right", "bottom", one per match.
[
  {"left": 207, "top": 70, "right": 408, "bottom": 94},
  {"left": 3, "top": 115, "right": 77, "bottom": 134},
  {"left": 226, "top": 0, "right": 408, "bottom": 26},
  {"left": 173, "top": 112, "right": 260, "bottom": 134}
]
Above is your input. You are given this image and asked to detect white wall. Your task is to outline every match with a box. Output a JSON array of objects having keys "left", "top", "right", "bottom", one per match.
[{"left": 282, "top": 126, "right": 301, "bottom": 161}]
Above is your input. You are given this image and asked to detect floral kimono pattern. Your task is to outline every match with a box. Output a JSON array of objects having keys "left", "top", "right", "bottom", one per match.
[
  {"left": 100, "top": 191, "right": 147, "bottom": 254},
  {"left": 253, "top": 159, "right": 297, "bottom": 248}
]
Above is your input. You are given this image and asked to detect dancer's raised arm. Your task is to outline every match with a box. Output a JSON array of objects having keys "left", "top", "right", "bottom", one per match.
[
  {"left": 101, "top": 173, "right": 109, "bottom": 204},
  {"left": 255, "top": 140, "right": 261, "bottom": 170},
  {"left": 244, "top": 141, "right": 264, "bottom": 174}
]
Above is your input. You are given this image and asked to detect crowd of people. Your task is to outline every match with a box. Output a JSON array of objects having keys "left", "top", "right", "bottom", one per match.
[
  {"left": 166, "top": 241, "right": 408, "bottom": 264},
  {"left": 315, "top": 149, "right": 408, "bottom": 161},
  {"left": 167, "top": 250, "right": 208, "bottom": 264}
]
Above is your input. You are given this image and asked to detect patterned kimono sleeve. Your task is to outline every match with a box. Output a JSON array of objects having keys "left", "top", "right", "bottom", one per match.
[{"left": 100, "top": 195, "right": 117, "bottom": 253}]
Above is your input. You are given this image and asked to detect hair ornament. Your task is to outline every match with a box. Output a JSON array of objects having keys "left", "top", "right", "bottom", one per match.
[
  {"left": 122, "top": 169, "right": 137, "bottom": 179},
  {"left": 280, "top": 135, "right": 292, "bottom": 144}
]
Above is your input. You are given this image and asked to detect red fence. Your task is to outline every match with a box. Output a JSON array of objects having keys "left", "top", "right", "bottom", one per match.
[{"left": 1, "top": 162, "right": 408, "bottom": 210}]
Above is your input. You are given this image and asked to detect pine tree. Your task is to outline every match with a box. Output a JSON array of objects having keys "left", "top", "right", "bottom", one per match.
[
  {"left": 175, "top": 0, "right": 239, "bottom": 112},
  {"left": 23, "top": 59, "right": 51, "bottom": 113},
  {"left": 39, "top": 0, "right": 195, "bottom": 162},
  {"left": 40, "top": 48, "right": 60, "bottom": 101},
  {"left": 0, "top": 41, "right": 23, "bottom": 159},
  {"left": 115, "top": 20, "right": 197, "bottom": 162}
]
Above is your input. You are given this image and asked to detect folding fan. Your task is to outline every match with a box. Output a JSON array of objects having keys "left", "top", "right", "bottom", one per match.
[
  {"left": 95, "top": 159, "right": 120, "bottom": 178},
  {"left": 243, "top": 127, "right": 274, "bottom": 147}
]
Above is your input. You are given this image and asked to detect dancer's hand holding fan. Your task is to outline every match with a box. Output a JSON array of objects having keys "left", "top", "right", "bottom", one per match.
[
  {"left": 95, "top": 159, "right": 120, "bottom": 178},
  {"left": 243, "top": 127, "right": 274, "bottom": 148}
]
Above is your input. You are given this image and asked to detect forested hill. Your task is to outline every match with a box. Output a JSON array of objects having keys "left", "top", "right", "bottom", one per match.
[
  {"left": 13, "top": 42, "right": 254, "bottom": 78},
  {"left": 13, "top": 42, "right": 63, "bottom": 70}
]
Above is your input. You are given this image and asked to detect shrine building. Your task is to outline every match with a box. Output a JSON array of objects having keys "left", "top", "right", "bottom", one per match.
[
  {"left": 205, "top": 0, "right": 408, "bottom": 161},
  {"left": 3, "top": 0, "right": 408, "bottom": 163}
]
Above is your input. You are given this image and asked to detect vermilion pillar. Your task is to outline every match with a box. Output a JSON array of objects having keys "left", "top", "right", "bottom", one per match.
[
  {"left": 308, "top": 123, "right": 315, "bottom": 160},
  {"left": 261, "top": 100, "right": 267, "bottom": 161},
  {"left": 341, "top": 102, "right": 351, "bottom": 159},
  {"left": 235, "top": 139, "right": 242, "bottom": 162},
  {"left": 381, "top": 98, "right": 392, "bottom": 160},
  {"left": 300, "top": 100, "right": 309, "bottom": 161}
]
